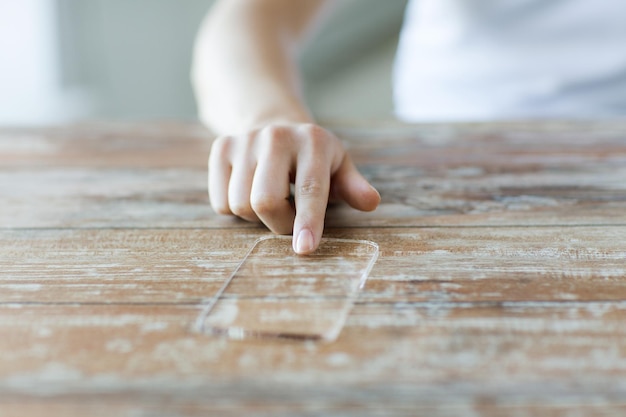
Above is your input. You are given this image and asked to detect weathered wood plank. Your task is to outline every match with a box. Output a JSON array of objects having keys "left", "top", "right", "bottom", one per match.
[
  {"left": 0, "top": 168, "right": 251, "bottom": 228},
  {"left": 0, "top": 402, "right": 624, "bottom": 417},
  {"left": 2, "top": 227, "right": 625, "bottom": 304},
  {"left": 332, "top": 120, "right": 626, "bottom": 226},
  {"left": 2, "top": 300, "right": 626, "bottom": 377},
  {"left": 2, "top": 121, "right": 625, "bottom": 228},
  {"left": 4, "top": 120, "right": 626, "bottom": 169},
  {"left": 1, "top": 302, "right": 625, "bottom": 414},
  {"left": 3, "top": 164, "right": 624, "bottom": 228},
  {"left": 0, "top": 122, "right": 212, "bottom": 169}
]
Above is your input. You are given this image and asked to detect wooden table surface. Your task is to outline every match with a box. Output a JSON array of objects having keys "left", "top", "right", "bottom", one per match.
[{"left": 1, "top": 120, "right": 625, "bottom": 416}]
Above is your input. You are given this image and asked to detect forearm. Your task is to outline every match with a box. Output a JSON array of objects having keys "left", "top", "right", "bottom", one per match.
[{"left": 192, "top": 0, "right": 328, "bottom": 135}]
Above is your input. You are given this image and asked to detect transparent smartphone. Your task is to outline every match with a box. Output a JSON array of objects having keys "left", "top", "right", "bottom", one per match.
[{"left": 195, "top": 236, "right": 378, "bottom": 342}]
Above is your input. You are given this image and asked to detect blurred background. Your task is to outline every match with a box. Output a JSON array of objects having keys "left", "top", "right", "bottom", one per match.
[{"left": 0, "top": 0, "right": 407, "bottom": 126}]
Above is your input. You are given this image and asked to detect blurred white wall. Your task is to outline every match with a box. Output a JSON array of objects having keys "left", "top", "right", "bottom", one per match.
[
  {"left": 0, "top": 0, "right": 406, "bottom": 125},
  {"left": 0, "top": 0, "right": 92, "bottom": 124}
]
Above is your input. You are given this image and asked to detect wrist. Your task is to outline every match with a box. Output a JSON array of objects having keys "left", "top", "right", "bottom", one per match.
[
  {"left": 201, "top": 106, "right": 314, "bottom": 136},
  {"left": 243, "top": 105, "right": 314, "bottom": 131}
]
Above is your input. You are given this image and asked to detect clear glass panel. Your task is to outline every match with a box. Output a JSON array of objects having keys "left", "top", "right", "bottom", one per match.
[{"left": 195, "top": 236, "right": 379, "bottom": 342}]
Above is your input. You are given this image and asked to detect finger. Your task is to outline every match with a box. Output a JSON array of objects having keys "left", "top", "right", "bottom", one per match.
[
  {"left": 330, "top": 155, "right": 380, "bottom": 212},
  {"left": 250, "top": 148, "right": 295, "bottom": 235},
  {"left": 292, "top": 137, "right": 333, "bottom": 255},
  {"left": 208, "top": 137, "right": 232, "bottom": 215},
  {"left": 228, "top": 154, "right": 260, "bottom": 223}
]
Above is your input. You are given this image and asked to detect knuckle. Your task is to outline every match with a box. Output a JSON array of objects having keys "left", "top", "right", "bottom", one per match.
[
  {"left": 211, "top": 202, "right": 231, "bottom": 215},
  {"left": 230, "top": 202, "right": 254, "bottom": 218},
  {"left": 263, "top": 125, "right": 281, "bottom": 135},
  {"left": 302, "top": 124, "right": 333, "bottom": 155},
  {"left": 263, "top": 125, "right": 289, "bottom": 140},
  {"left": 297, "top": 178, "right": 326, "bottom": 198},
  {"left": 251, "top": 194, "right": 283, "bottom": 215},
  {"left": 258, "top": 126, "right": 295, "bottom": 157},
  {"left": 210, "top": 136, "right": 232, "bottom": 158},
  {"left": 303, "top": 124, "right": 329, "bottom": 142},
  {"left": 242, "top": 132, "right": 257, "bottom": 149}
]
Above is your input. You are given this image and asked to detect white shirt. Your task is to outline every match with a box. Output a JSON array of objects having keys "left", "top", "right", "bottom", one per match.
[{"left": 393, "top": 0, "right": 626, "bottom": 121}]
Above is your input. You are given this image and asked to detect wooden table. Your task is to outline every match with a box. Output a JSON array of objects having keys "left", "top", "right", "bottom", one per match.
[{"left": 1, "top": 121, "right": 625, "bottom": 416}]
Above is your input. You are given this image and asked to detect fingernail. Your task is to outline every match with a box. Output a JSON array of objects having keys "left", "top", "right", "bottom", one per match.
[{"left": 295, "top": 229, "right": 315, "bottom": 254}]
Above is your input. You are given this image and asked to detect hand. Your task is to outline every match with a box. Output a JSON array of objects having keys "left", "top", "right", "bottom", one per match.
[{"left": 208, "top": 123, "right": 380, "bottom": 254}]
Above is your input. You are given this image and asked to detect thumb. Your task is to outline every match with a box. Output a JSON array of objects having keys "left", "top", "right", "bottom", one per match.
[{"left": 330, "top": 155, "right": 380, "bottom": 212}]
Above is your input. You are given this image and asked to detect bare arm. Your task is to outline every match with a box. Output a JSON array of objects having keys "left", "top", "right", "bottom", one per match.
[
  {"left": 192, "top": 0, "right": 322, "bottom": 133},
  {"left": 192, "top": 0, "right": 380, "bottom": 254}
]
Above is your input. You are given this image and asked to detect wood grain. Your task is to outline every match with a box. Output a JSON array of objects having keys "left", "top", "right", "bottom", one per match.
[
  {"left": 2, "top": 121, "right": 625, "bottom": 228},
  {"left": 2, "top": 227, "right": 625, "bottom": 304},
  {"left": 1, "top": 121, "right": 625, "bottom": 416}
]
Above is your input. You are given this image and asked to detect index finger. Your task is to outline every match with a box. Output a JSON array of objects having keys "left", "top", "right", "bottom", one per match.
[{"left": 291, "top": 137, "right": 335, "bottom": 255}]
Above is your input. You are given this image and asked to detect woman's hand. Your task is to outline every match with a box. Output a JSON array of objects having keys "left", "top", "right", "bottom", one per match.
[
  {"left": 208, "top": 122, "right": 380, "bottom": 254},
  {"left": 192, "top": 0, "right": 377, "bottom": 253}
]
